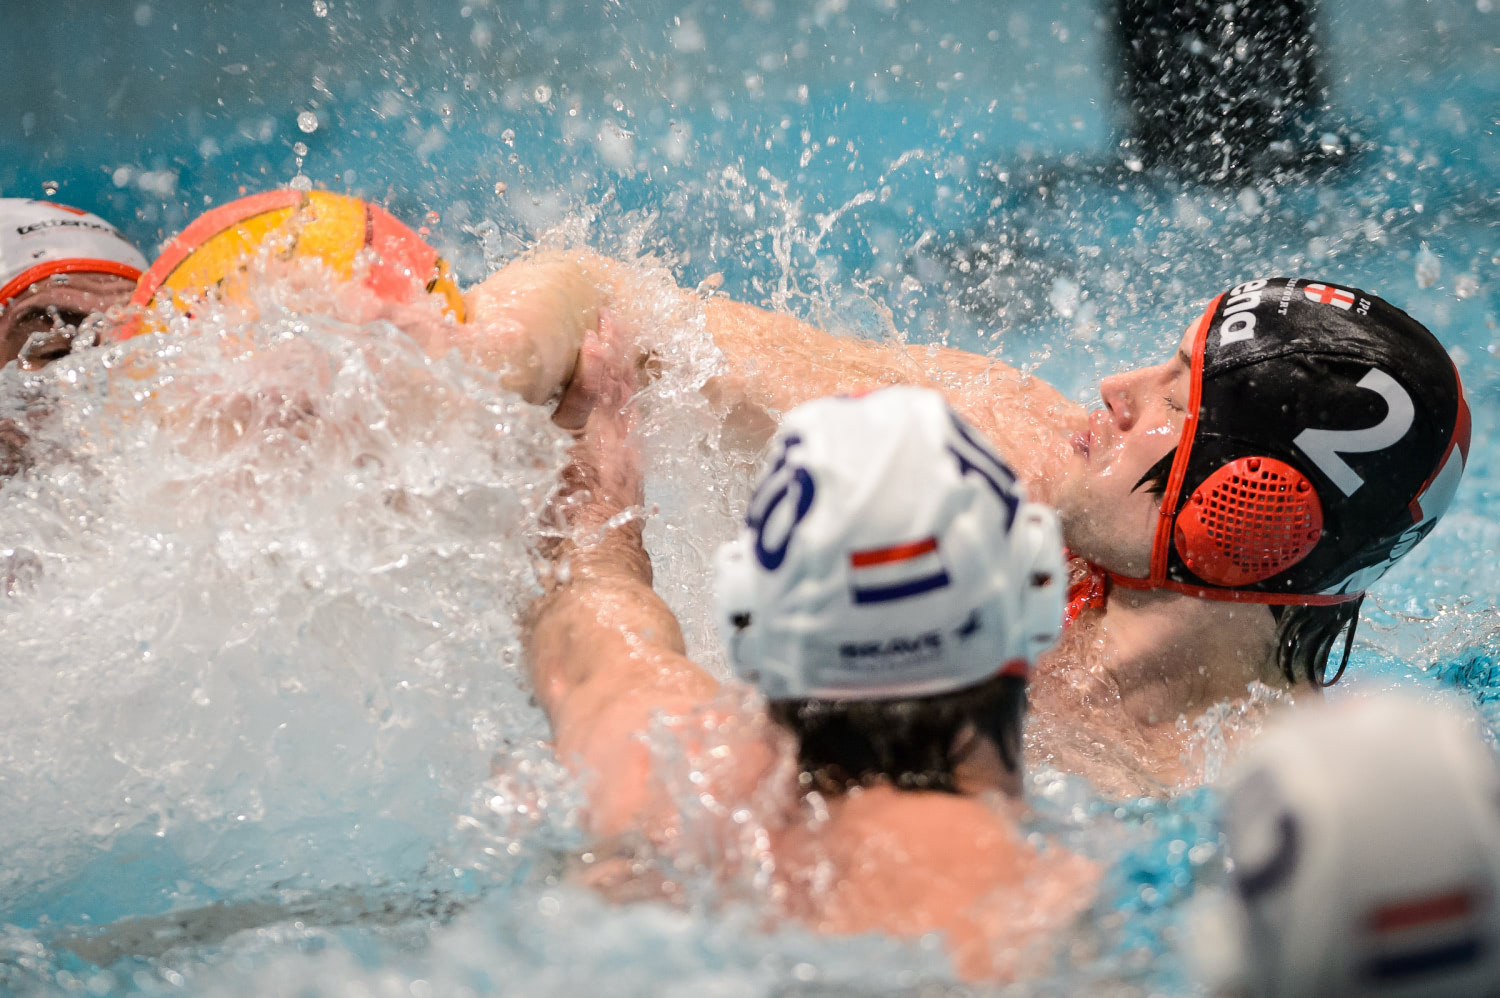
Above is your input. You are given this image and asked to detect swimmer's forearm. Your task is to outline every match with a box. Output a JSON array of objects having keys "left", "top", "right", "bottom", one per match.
[
  {"left": 526, "top": 549, "right": 717, "bottom": 838},
  {"left": 701, "top": 298, "right": 1082, "bottom": 485},
  {"left": 527, "top": 569, "right": 695, "bottom": 708},
  {"left": 702, "top": 298, "right": 1070, "bottom": 414}
]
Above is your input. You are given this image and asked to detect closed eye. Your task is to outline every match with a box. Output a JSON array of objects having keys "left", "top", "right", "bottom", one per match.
[{"left": 10, "top": 306, "right": 88, "bottom": 335}]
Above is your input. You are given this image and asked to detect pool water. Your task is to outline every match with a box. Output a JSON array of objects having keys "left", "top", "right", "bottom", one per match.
[{"left": 1, "top": 0, "right": 1497, "bottom": 994}]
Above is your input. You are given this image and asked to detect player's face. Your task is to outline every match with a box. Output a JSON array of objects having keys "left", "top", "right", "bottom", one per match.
[
  {"left": 0, "top": 271, "right": 136, "bottom": 368},
  {"left": 1054, "top": 324, "right": 1196, "bottom": 575}
]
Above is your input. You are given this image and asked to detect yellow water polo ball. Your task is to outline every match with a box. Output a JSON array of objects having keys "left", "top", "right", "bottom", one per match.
[{"left": 116, "top": 189, "right": 465, "bottom": 340}]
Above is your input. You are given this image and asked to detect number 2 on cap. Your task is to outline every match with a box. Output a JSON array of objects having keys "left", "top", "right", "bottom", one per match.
[{"left": 1292, "top": 368, "right": 1414, "bottom": 497}]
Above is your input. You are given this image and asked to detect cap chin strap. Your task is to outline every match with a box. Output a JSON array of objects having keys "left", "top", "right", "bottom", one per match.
[
  {"left": 0, "top": 258, "right": 144, "bottom": 308},
  {"left": 1107, "top": 567, "right": 1366, "bottom": 606}
]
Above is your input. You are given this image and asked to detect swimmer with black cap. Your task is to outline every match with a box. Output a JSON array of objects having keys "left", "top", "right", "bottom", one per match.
[
  {"left": 1063, "top": 279, "right": 1468, "bottom": 684},
  {"left": 0, "top": 198, "right": 147, "bottom": 369},
  {"left": 524, "top": 321, "right": 1095, "bottom": 979},
  {"left": 490, "top": 251, "right": 1467, "bottom": 793}
]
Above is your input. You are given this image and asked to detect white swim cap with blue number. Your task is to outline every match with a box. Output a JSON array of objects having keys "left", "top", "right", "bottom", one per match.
[
  {"left": 714, "top": 386, "right": 1064, "bottom": 702},
  {"left": 1194, "top": 695, "right": 1500, "bottom": 998},
  {"left": 0, "top": 198, "right": 147, "bottom": 307}
]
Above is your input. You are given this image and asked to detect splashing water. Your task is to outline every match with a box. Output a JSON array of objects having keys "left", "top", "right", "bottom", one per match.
[
  {"left": 0, "top": 299, "right": 574, "bottom": 916},
  {"left": 2, "top": 0, "right": 1499, "bottom": 994}
]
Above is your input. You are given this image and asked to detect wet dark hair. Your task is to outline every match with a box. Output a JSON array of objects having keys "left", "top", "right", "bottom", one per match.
[
  {"left": 1268, "top": 598, "right": 1362, "bottom": 686},
  {"left": 1134, "top": 448, "right": 1361, "bottom": 687},
  {"left": 765, "top": 672, "right": 1027, "bottom": 796}
]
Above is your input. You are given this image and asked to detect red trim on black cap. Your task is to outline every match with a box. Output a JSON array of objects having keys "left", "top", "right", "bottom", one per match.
[
  {"left": 1151, "top": 296, "right": 1215, "bottom": 585},
  {"left": 1108, "top": 572, "right": 1364, "bottom": 605},
  {"left": 1105, "top": 295, "right": 1217, "bottom": 594}
]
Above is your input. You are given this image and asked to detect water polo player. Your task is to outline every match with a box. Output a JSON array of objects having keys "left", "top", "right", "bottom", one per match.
[
  {"left": 526, "top": 353, "right": 1094, "bottom": 979},
  {"left": 1196, "top": 695, "right": 1500, "bottom": 998},
  {"left": 0, "top": 198, "right": 146, "bottom": 369},
  {"left": 482, "top": 251, "right": 1468, "bottom": 791}
]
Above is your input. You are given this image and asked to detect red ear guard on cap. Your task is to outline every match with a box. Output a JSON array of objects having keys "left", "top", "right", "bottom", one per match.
[{"left": 1174, "top": 457, "right": 1324, "bottom": 587}]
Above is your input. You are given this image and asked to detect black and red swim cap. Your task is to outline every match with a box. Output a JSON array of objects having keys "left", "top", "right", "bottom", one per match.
[{"left": 1112, "top": 278, "right": 1470, "bottom": 605}]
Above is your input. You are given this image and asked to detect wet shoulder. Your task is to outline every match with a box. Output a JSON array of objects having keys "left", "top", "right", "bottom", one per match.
[{"left": 806, "top": 786, "right": 1031, "bottom": 895}]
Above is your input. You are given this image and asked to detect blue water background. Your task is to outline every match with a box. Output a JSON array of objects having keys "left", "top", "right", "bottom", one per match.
[{"left": 1, "top": 0, "right": 1498, "bottom": 994}]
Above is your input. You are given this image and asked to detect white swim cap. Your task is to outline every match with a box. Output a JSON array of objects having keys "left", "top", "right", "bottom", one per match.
[
  {"left": 0, "top": 198, "right": 147, "bottom": 307},
  {"left": 714, "top": 386, "right": 1064, "bottom": 702},
  {"left": 1200, "top": 695, "right": 1500, "bottom": 998}
]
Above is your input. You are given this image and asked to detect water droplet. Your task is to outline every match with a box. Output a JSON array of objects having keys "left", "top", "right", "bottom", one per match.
[
  {"left": 1415, "top": 243, "right": 1441, "bottom": 289},
  {"left": 297, "top": 111, "right": 319, "bottom": 134},
  {"left": 532, "top": 83, "right": 552, "bottom": 104},
  {"left": 40, "top": 180, "right": 59, "bottom": 196},
  {"left": 289, "top": 174, "right": 313, "bottom": 192},
  {"left": 501, "top": 128, "right": 516, "bottom": 146},
  {"left": 493, "top": 182, "right": 507, "bottom": 196},
  {"left": 1318, "top": 132, "right": 1346, "bottom": 156},
  {"left": 292, "top": 141, "right": 308, "bottom": 157},
  {"left": 312, "top": 0, "right": 328, "bottom": 15},
  {"left": 133, "top": 4, "right": 152, "bottom": 27},
  {"left": 1455, "top": 273, "right": 1479, "bottom": 299},
  {"left": 1048, "top": 276, "right": 1080, "bottom": 319}
]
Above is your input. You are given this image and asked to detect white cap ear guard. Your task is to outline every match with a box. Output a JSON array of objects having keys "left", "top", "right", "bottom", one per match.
[
  {"left": 713, "top": 386, "right": 1064, "bottom": 702},
  {"left": 1203, "top": 695, "right": 1500, "bottom": 998}
]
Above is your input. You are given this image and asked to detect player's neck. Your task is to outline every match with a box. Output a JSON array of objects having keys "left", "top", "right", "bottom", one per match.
[{"left": 1095, "top": 585, "right": 1280, "bottom": 728}]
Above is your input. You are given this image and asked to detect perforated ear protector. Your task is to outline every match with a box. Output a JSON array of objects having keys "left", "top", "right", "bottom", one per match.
[
  {"left": 1174, "top": 456, "right": 1325, "bottom": 587},
  {"left": 1011, "top": 501, "right": 1066, "bottom": 660},
  {"left": 1143, "top": 295, "right": 1338, "bottom": 600}
]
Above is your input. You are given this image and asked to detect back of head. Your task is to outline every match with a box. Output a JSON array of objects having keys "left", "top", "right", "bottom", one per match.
[
  {"left": 0, "top": 198, "right": 147, "bottom": 307},
  {"left": 714, "top": 386, "right": 1065, "bottom": 792},
  {"left": 1208, "top": 696, "right": 1500, "bottom": 998}
]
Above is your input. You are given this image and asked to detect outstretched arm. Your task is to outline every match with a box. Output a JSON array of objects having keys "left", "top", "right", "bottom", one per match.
[
  {"left": 699, "top": 295, "right": 1086, "bottom": 491},
  {"left": 522, "top": 323, "right": 723, "bottom": 840},
  {"left": 464, "top": 249, "right": 1085, "bottom": 490}
]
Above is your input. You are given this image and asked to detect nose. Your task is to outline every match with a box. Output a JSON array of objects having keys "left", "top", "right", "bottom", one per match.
[{"left": 1098, "top": 371, "right": 1138, "bottom": 430}]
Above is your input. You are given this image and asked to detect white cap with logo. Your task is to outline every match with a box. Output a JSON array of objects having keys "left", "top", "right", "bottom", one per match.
[
  {"left": 0, "top": 198, "right": 147, "bottom": 306},
  {"left": 1195, "top": 695, "right": 1500, "bottom": 998},
  {"left": 713, "top": 385, "right": 1064, "bottom": 702}
]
